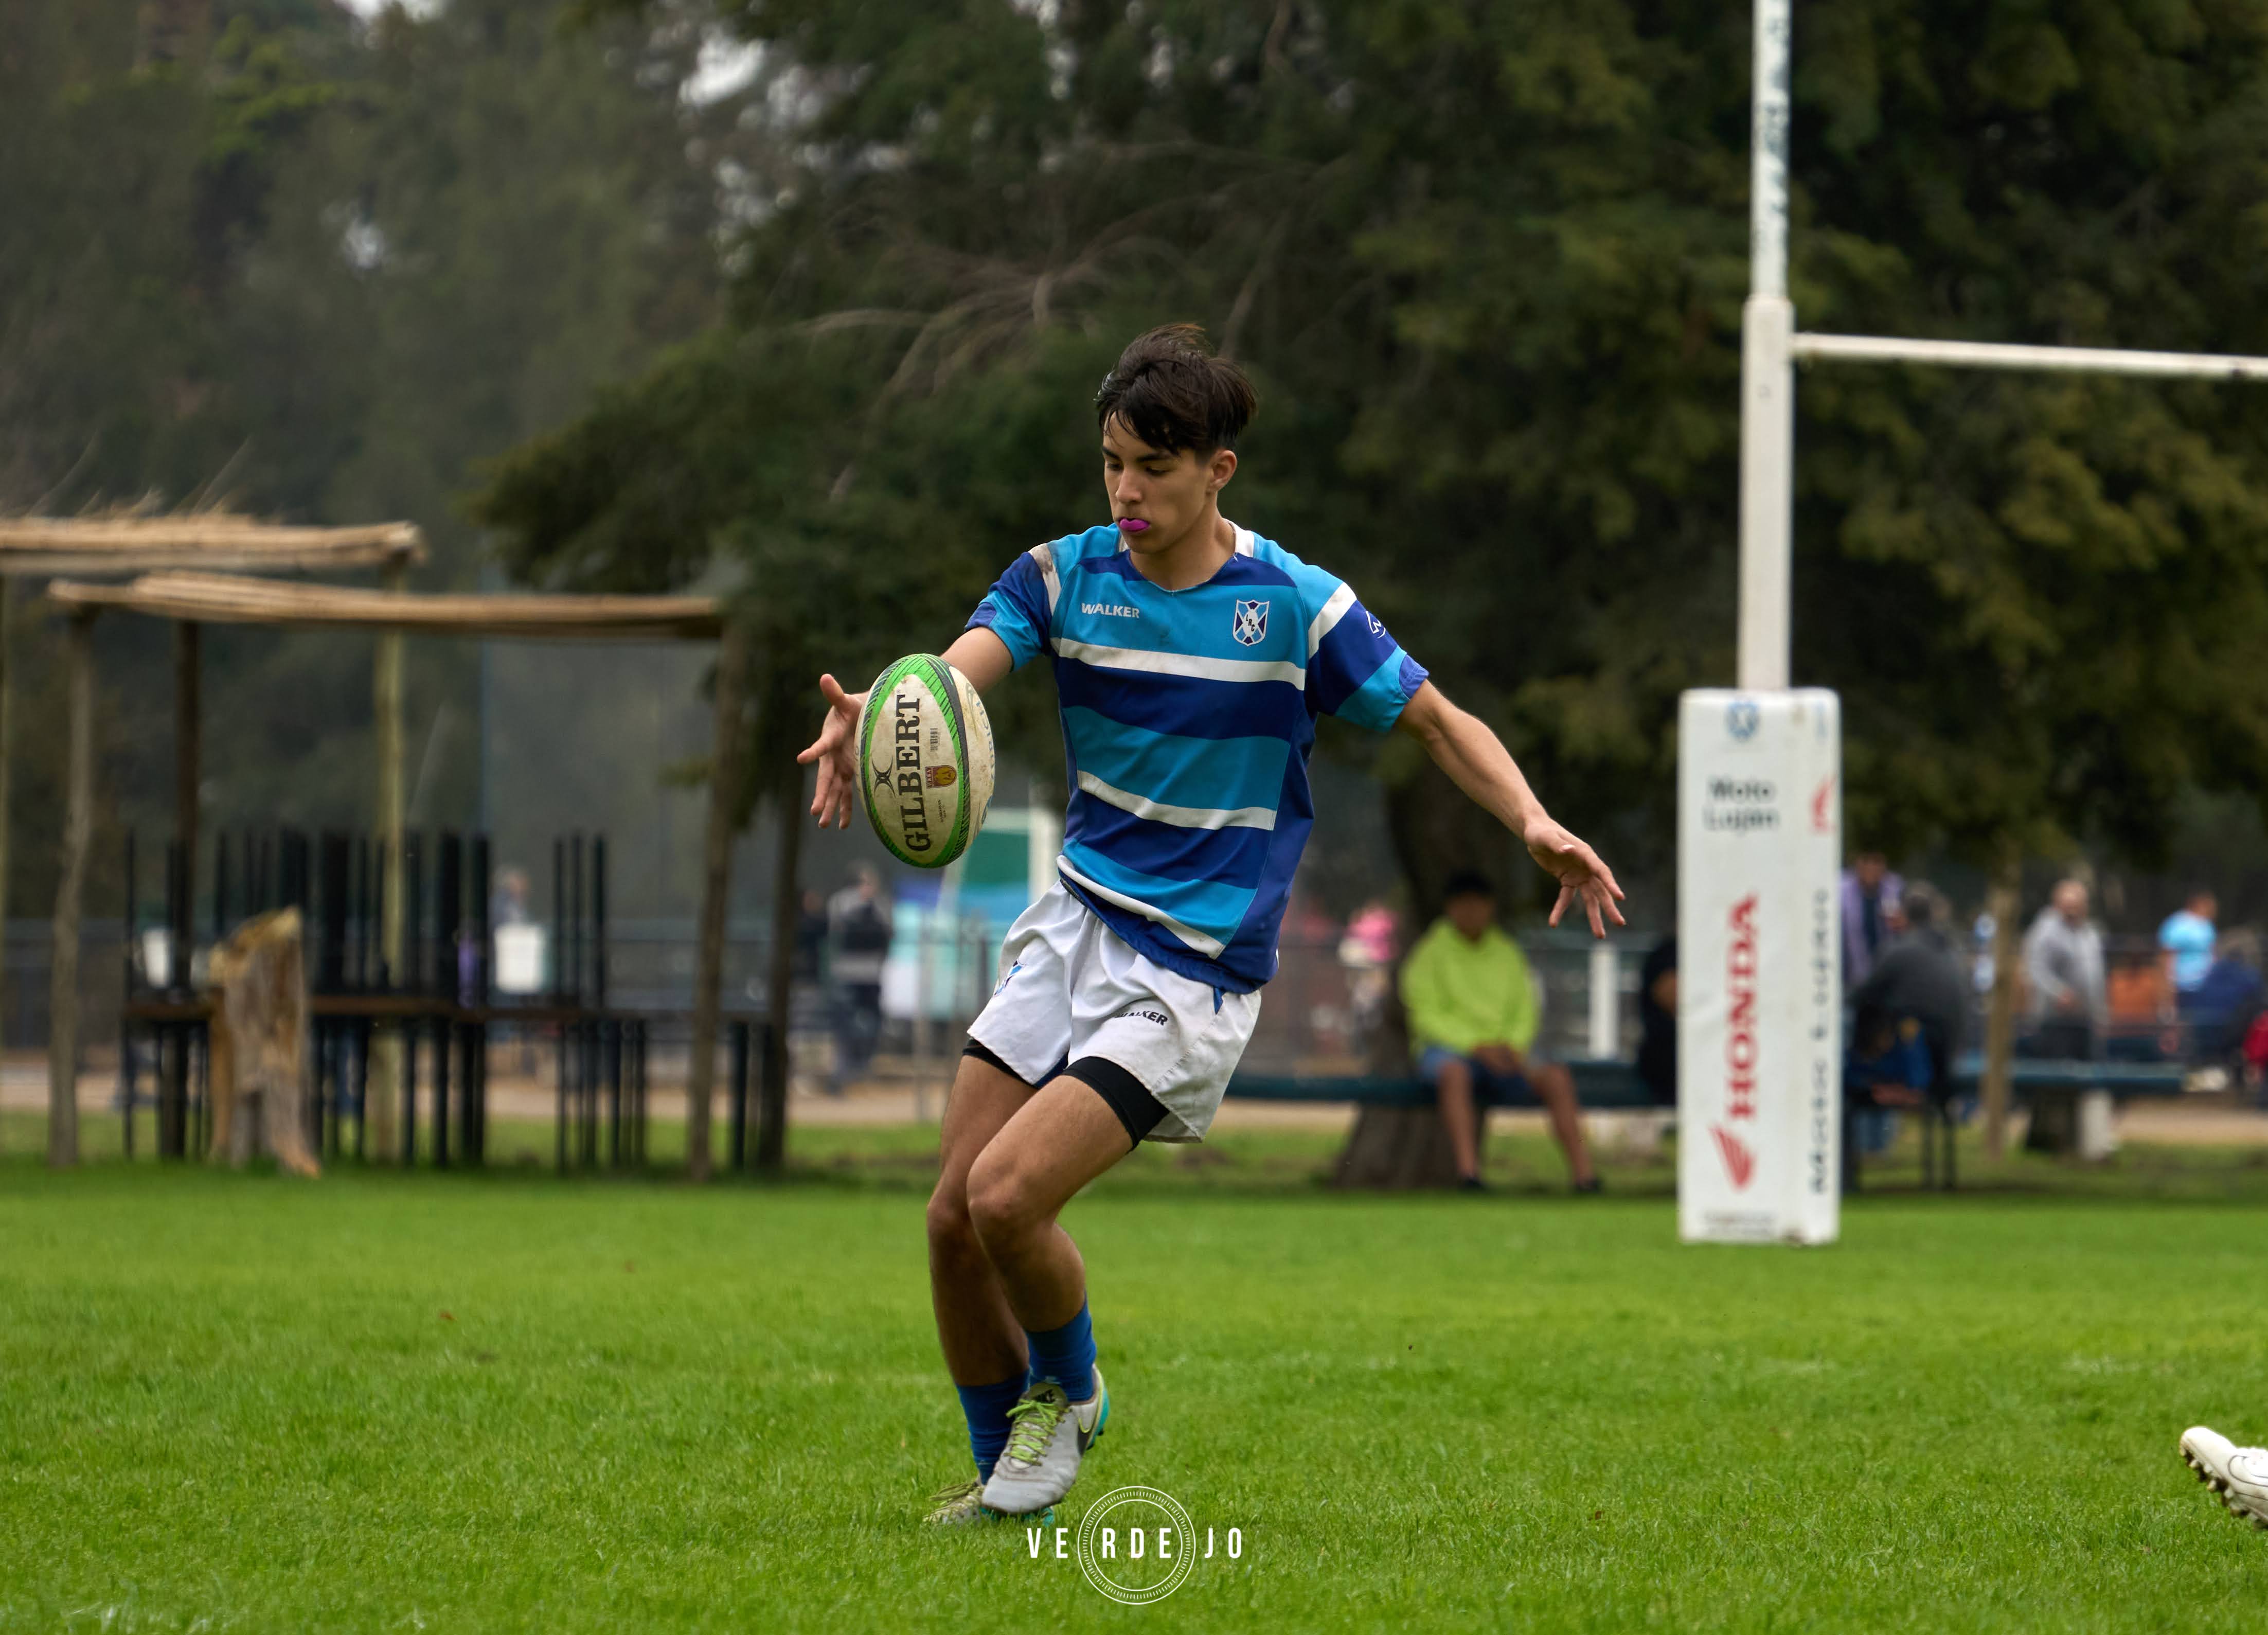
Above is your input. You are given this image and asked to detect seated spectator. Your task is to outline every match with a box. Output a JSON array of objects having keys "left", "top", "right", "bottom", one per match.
[
  {"left": 2185, "top": 929, "right": 2265, "bottom": 1065},
  {"left": 1636, "top": 935, "right": 1677, "bottom": 1106},
  {"left": 1847, "top": 882, "right": 1970, "bottom": 1096},
  {"left": 1399, "top": 870, "right": 1599, "bottom": 1194}
]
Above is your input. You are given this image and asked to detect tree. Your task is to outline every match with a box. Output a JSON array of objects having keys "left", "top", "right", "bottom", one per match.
[{"left": 485, "top": 0, "right": 2268, "bottom": 998}]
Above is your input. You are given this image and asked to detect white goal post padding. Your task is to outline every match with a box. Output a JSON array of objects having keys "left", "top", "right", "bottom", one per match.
[{"left": 1677, "top": 689, "right": 1842, "bottom": 1245}]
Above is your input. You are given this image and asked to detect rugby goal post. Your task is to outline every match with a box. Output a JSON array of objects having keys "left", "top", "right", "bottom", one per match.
[{"left": 1678, "top": 0, "right": 2268, "bottom": 1244}]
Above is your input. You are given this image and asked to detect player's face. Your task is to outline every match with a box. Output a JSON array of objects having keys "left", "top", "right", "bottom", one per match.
[{"left": 1101, "top": 419, "right": 1235, "bottom": 554}]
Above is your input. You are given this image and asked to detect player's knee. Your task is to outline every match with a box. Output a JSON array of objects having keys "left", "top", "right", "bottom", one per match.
[
  {"left": 925, "top": 1177, "right": 979, "bottom": 1254},
  {"left": 965, "top": 1152, "right": 1040, "bottom": 1251}
]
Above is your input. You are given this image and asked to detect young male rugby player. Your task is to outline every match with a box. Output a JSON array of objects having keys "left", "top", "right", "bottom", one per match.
[{"left": 798, "top": 325, "right": 1624, "bottom": 1525}]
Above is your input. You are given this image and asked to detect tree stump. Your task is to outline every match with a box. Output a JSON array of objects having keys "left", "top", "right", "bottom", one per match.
[
  {"left": 208, "top": 909, "right": 319, "bottom": 1177},
  {"left": 1331, "top": 957, "right": 1473, "bottom": 1189},
  {"left": 1333, "top": 1101, "right": 1468, "bottom": 1189}
]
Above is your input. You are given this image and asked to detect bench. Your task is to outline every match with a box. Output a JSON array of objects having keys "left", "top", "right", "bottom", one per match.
[
  {"left": 1227, "top": 1055, "right": 2191, "bottom": 1192},
  {"left": 1898, "top": 1054, "right": 2191, "bottom": 1187}
]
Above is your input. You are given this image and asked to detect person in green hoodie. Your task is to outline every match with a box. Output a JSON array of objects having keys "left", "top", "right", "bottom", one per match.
[{"left": 1399, "top": 870, "right": 1600, "bottom": 1193}]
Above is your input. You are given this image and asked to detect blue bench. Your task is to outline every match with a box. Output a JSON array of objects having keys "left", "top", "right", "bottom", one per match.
[
  {"left": 1230, "top": 1055, "right": 2191, "bottom": 1192},
  {"left": 1226, "top": 1057, "right": 1661, "bottom": 1110}
]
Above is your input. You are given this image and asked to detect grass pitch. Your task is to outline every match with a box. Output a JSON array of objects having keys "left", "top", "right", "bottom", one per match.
[{"left": 3, "top": 1130, "right": 2266, "bottom": 1632}]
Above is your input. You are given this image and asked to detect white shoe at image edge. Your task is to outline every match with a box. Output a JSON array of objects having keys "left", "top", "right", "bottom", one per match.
[{"left": 2181, "top": 1426, "right": 2268, "bottom": 1529}]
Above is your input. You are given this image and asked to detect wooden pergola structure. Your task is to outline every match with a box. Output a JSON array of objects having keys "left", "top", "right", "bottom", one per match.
[
  {"left": 0, "top": 517, "right": 426, "bottom": 1159},
  {"left": 36, "top": 562, "right": 750, "bottom": 1178}
]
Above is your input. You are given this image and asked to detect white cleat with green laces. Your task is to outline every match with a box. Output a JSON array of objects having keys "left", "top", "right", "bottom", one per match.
[
  {"left": 2182, "top": 1426, "right": 2268, "bottom": 1530},
  {"left": 980, "top": 1369, "right": 1110, "bottom": 1516}
]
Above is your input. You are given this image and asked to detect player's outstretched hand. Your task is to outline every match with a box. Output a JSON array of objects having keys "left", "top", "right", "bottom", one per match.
[
  {"left": 796, "top": 673, "right": 867, "bottom": 829},
  {"left": 1524, "top": 815, "right": 1627, "bottom": 938}
]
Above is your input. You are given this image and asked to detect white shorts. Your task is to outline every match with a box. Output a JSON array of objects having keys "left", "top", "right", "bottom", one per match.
[{"left": 966, "top": 881, "right": 1261, "bottom": 1144}]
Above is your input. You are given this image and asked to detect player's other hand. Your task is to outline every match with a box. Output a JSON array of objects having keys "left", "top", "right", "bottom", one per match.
[
  {"left": 1524, "top": 815, "right": 1627, "bottom": 938},
  {"left": 796, "top": 673, "right": 868, "bottom": 829}
]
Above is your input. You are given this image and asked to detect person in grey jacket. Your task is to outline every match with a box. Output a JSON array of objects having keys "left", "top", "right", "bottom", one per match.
[
  {"left": 2021, "top": 878, "right": 2106, "bottom": 1059},
  {"left": 1849, "top": 883, "right": 1969, "bottom": 1087}
]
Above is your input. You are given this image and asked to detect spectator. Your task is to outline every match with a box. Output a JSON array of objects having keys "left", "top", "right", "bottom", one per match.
[
  {"left": 2021, "top": 878, "right": 2107, "bottom": 1059},
  {"left": 1841, "top": 852, "right": 1905, "bottom": 988},
  {"left": 2168, "top": 884, "right": 2222, "bottom": 1038},
  {"left": 2160, "top": 888, "right": 2220, "bottom": 1013},
  {"left": 1635, "top": 935, "right": 1677, "bottom": 1106},
  {"left": 1399, "top": 870, "right": 1599, "bottom": 1194},
  {"left": 490, "top": 866, "right": 531, "bottom": 928},
  {"left": 1848, "top": 882, "right": 1969, "bottom": 1092},
  {"left": 828, "top": 865, "right": 894, "bottom": 1096},
  {"left": 2185, "top": 928, "right": 2264, "bottom": 1065},
  {"left": 793, "top": 888, "right": 829, "bottom": 984}
]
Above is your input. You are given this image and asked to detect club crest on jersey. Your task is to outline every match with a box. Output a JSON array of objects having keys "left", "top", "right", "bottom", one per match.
[{"left": 1231, "top": 599, "right": 1269, "bottom": 646}]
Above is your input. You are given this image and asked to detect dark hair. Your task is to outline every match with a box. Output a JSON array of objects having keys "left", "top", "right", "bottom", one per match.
[
  {"left": 1095, "top": 324, "right": 1257, "bottom": 454},
  {"left": 1442, "top": 869, "right": 1495, "bottom": 902}
]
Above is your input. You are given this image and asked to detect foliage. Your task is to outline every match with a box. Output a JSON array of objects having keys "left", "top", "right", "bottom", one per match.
[
  {"left": 0, "top": 0, "right": 757, "bottom": 915},
  {"left": 478, "top": 0, "right": 2268, "bottom": 917}
]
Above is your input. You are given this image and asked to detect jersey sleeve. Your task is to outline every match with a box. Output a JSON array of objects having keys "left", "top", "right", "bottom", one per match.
[
  {"left": 1304, "top": 579, "right": 1428, "bottom": 732},
  {"left": 965, "top": 543, "right": 1057, "bottom": 670}
]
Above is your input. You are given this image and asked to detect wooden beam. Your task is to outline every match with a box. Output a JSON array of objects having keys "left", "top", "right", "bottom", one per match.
[
  {"left": 0, "top": 518, "right": 424, "bottom": 576},
  {"left": 48, "top": 572, "right": 722, "bottom": 641},
  {"left": 47, "top": 609, "right": 94, "bottom": 1167},
  {"left": 174, "top": 621, "right": 200, "bottom": 945},
  {"left": 686, "top": 622, "right": 749, "bottom": 1182}
]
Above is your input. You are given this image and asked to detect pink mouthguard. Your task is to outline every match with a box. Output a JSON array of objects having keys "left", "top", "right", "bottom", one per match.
[{"left": 1117, "top": 518, "right": 1150, "bottom": 534}]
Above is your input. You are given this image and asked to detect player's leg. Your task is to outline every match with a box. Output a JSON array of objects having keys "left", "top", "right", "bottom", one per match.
[
  {"left": 922, "top": 1048, "right": 1046, "bottom": 1525},
  {"left": 923, "top": 889, "right": 1078, "bottom": 1526},
  {"left": 1422, "top": 1047, "right": 1486, "bottom": 1185},
  {"left": 965, "top": 1072, "right": 1140, "bottom": 1337},
  {"left": 1528, "top": 1060, "right": 1600, "bottom": 1191},
  {"left": 976, "top": 936, "right": 1260, "bottom": 1515},
  {"left": 927, "top": 1050, "right": 1038, "bottom": 1388},
  {"left": 963, "top": 1073, "right": 1136, "bottom": 1515}
]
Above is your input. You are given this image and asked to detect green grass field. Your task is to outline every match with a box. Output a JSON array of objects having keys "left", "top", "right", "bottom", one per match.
[{"left": 4, "top": 1128, "right": 2267, "bottom": 1632}]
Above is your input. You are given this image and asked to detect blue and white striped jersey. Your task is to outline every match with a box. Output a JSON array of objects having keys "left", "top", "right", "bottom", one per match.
[{"left": 967, "top": 523, "right": 1428, "bottom": 991}]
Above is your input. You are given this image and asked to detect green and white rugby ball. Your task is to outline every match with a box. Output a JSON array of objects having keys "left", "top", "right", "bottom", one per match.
[{"left": 856, "top": 655, "right": 994, "bottom": 869}]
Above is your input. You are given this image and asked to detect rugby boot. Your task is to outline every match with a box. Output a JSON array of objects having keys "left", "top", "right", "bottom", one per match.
[
  {"left": 980, "top": 1367, "right": 1110, "bottom": 1515},
  {"left": 2181, "top": 1426, "right": 2268, "bottom": 1529}
]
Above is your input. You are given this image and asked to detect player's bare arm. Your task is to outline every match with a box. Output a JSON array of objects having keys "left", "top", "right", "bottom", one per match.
[
  {"left": 798, "top": 628, "right": 1013, "bottom": 829},
  {"left": 1396, "top": 681, "right": 1626, "bottom": 937}
]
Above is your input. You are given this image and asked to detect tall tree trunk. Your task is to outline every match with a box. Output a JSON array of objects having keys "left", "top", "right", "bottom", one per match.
[
  {"left": 686, "top": 622, "right": 750, "bottom": 1182},
  {"left": 47, "top": 611, "right": 95, "bottom": 1167},
  {"left": 1383, "top": 751, "right": 1521, "bottom": 926},
  {"left": 756, "top": 760, "right": 803, "bottom": 1174},
  {"left": 1981, "top": 842, "right": 2022, "bottom": 1162}
]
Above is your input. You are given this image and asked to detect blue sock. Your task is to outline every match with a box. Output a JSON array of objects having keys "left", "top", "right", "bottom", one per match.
[
  {"left": 957, "top": 1368, "right": 1033, "bottom": 1481},
  {"left": 1026, "top": 1301, "right": 1097, "bottom": 1402}
]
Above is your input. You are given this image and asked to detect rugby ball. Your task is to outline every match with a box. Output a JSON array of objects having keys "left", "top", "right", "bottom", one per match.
[{"left": 856, "top": 655, "right": 994, "bottom": 869}]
